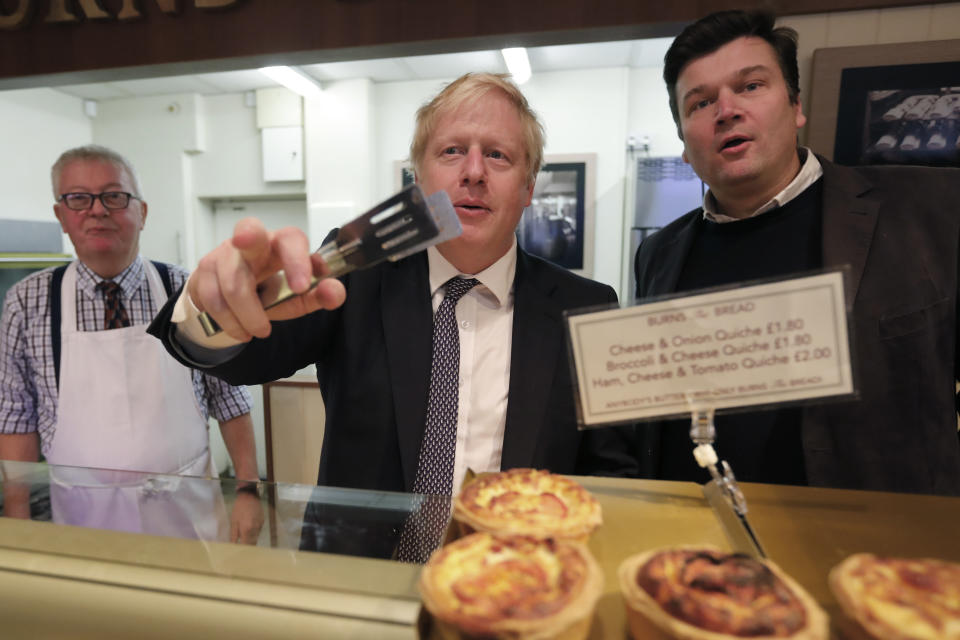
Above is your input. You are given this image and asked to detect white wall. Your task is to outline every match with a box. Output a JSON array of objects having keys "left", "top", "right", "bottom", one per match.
[
  {"left": 0, "top": 88, "right": 91, "bottom": 241},
  {"left": 304, "top": 78, "right": 376, "bottom": 247},
  {"left": 627, "top": 66, "right": 683, "bottom": 158},
  {"left": 374, "top": 78, "right": 448, "bottom": 196},
  {"left": 193, "top": 93, "right": 305, "bottom": 202},
  {"left": 525, "top": 68, "right": 632, "bottom": 290},
  {"left": 92, "top": 93, "right": 205, "bottom": 266}
]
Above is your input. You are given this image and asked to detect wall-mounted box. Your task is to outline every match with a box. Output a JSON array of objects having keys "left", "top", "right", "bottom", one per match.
[
  {"left": 262, "top": 126, "right": 304, "bottom": 182},
  {"left": 255, "top": 87, "right": 302, "bottom": 129}
]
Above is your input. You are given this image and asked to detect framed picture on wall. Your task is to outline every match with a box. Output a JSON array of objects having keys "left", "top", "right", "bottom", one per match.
[
  {"left": 807, "top": 39, "right": 960, "bottom": 167},
  {"left": 517, "top": 154, "right": 596, "bottom": 276},
  {"left": 394, "top": 154, "right": 596, "bottom": 276},
  {"left": 395, "top": 160, "right": 415, "bottom": 190}
]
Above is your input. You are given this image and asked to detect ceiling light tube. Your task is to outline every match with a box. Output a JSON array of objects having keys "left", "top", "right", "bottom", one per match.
[
  {"left": 258, "top": 66, "right": 322, "bottom": 98},
  {"left": 500, "top": 47, "right": 531, "bottom": 85}
]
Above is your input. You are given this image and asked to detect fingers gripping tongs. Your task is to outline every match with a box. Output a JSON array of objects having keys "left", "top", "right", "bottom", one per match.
[{"left": 197, "top": 184, "right": 462, "bottom": 337}]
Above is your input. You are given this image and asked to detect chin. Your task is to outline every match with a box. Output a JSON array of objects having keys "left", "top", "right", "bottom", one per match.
[{"left": 717, "top": 163, "right": 764, "bottom": 184}]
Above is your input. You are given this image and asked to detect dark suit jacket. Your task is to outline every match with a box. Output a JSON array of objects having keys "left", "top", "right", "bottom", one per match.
[
  {"left": 634, "top": 155, "right": 960, "bottom": 495},
  {"left": 152, "top": 247, "right": 637, "bottom": 494}
]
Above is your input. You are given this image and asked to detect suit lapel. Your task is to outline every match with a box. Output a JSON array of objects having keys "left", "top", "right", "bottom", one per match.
[
  {"left": 381, "top": 255, "right": 434, "bottom": 490},
  {"left": 645, "top": 213, "right": 700, "bottom": 296},
  {"left": 818, "top": 157, "right": 880, "bottom": 301},
  {"left": 501, "top": 251, "right": 560, "bottom": 469}
]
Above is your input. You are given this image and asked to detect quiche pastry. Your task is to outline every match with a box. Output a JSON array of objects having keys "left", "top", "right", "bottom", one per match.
[
  {"left": 618, "top": 547, "right": 828, "bottom": 640},
  {"left": 453, "top": 468, "right": 602, "bottom": 542},
  {"left": 419, "top": 532, "right": 603, "bottom": 640},
  {"left": 829, "top": 553, "right": 960, "bottom": 640}
]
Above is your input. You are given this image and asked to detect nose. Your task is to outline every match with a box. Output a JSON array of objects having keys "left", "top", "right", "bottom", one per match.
[
  {"left": 460, "top": 147, "right": 486, "bottom": 185},
  {"left": 87, "top": 195, "right": 110, "bottom": 217},
  {"left": 714, "top": 89, "right": 742, "bottom": 125}
]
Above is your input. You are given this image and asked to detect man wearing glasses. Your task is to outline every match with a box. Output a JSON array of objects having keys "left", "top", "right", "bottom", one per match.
[{"left": 0, "top": 145, "right": 262, "bottom": 543}]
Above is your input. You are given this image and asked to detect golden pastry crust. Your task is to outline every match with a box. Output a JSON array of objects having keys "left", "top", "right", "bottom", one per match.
[
  {"left": 453, "top": 468, "right": 602, "bottom": 542},
  {"left": 420, "top": 533, "right": 603, "bottom": 640},
  {"left": 829, "top": 553, "right": 960, "bottom": 640},
  {"left": 618, "top": 546, "right": 828, "bottom": 640}
]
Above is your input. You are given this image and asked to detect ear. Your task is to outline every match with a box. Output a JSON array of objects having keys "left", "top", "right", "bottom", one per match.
[
  {"left": 523, "top": 179, "right": 535, "bottom": 208},
  {"left": 139, "top": 201, "right": 148, "bottom": 230},
  {"left": 794, "top": 98, "right": 807, "bottom": 130}
]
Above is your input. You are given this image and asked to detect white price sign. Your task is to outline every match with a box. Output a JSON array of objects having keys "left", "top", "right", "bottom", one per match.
[{"left": 567, "top": 271, "right": 854, "bottom": 425}]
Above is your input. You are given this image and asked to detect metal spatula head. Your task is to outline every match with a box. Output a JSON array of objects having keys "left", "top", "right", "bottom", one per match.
[
  {"left": 388, "top": 189, "right": 462, "bottom": 261},
  {"left": 197, "top": 184, "right": 458, "bottom": 337}
]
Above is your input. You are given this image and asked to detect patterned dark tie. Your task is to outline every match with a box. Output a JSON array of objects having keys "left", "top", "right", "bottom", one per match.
[
  {"left": 96, "top": 281, "right": 130, "bottom": 329},
  {"left": 396, "top": 276, "right": 479, "bottom": 563}
]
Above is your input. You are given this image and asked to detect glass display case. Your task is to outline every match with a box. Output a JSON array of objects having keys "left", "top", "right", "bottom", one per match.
[{"left": 0, "top": 459, "right": 957, "bottom": 639}]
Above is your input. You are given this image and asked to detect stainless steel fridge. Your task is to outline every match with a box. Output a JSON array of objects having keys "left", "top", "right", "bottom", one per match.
[{"left": 627, "top": 156, "right": 704, "bottom": 302}]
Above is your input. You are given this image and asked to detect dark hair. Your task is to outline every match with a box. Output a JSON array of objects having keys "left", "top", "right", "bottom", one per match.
[{"left": 663, "top": 10, "right": 800, "bottom": 136}]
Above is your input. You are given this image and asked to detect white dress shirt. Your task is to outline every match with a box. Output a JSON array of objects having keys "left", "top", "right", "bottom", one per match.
[{"left": 427, "top": 241, "right": 516, "bottom": 495}]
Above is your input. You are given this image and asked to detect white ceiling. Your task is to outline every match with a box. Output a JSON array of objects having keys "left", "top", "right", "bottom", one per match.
[{"left": 53, "top": 37, "right": 674, "bottom": 101}]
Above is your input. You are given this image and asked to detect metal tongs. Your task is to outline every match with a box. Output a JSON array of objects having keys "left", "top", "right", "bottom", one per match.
[{"left": 197, "top": 184, "right": 462, "bottom": 337}]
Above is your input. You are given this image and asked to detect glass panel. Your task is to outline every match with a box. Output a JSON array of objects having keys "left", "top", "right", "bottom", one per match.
[
  {"left": 0, "top": 461, "right": 724, "bottom": 633},
  {"left": 0, "top": 459, "right": 426, "bottom": 557},
  {"left": 0, "top": 460, "right": 719, "bottom": 572}
]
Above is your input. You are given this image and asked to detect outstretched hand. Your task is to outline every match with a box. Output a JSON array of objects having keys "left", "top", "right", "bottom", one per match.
[{"left": 187, "top": 217, "right": 346, "bottom": 342}]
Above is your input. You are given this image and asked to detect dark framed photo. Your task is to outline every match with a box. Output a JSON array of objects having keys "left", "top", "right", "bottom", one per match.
[
  {"left": 807, "top": 39, "right": 960, "bottom": 167},
  {"left": 517, "top": 153, "right": 595, "bottom": 276},
  {"left": 396, "top": 161, "right": 416, "bottom": 189}
]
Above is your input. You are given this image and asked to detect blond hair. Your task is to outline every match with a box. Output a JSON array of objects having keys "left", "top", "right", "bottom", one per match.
[{"left": 409, "top": 72, "right": 544, "bottom": 185}]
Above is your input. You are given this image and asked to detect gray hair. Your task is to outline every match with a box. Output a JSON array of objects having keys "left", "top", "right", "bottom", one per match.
[{"left": 51, "top": 145, "right": 144, "bottom": 200}]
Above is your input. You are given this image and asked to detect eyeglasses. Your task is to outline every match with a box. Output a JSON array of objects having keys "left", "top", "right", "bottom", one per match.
[{"left": 58, "top": 192, "right": 141, "bottom": 211}]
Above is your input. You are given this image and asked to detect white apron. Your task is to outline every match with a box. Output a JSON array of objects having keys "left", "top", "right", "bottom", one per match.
[{"left": 47, "top": 261, "right": 227, "bottom": 540}]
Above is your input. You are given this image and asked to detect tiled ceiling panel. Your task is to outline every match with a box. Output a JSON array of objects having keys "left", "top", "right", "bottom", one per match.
[
  {"left": 400, "top": 50, "right": 505, "bottom": 80},
  {"left": 529, "top": 41, "right": 632, "bottom": 70},
  {"left": 302, "top": 59, "right": 413, "bottom": 83}
]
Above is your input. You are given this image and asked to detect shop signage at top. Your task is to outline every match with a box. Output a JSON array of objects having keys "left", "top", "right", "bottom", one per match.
[
  {"left": 567, "top": 271, "right": 854, "bottom": 426},
  {"left": 0, "top": 0, "right": 239, "bottom": 30}
]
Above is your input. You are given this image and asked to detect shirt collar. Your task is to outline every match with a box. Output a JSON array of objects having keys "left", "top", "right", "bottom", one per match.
[
  {"left": 702, "top": 147, "right": 823, "bottom": 223},
  {"left": 426, "top": 238, "right": 517, "bottom": 307},
  {"left": 76, "top": 256, "right": 144, "bottom": 300}
]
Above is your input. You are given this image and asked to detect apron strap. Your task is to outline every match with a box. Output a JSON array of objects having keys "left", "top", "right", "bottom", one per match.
[
  {"left": 50, "top": 264, "right": 69, "bottom": 391},
  {"left": 150, "top": 261, "right": 173, "bottom": 297},
  {"left": 50, "top": 260, "right": 173, "bottom": 391}
]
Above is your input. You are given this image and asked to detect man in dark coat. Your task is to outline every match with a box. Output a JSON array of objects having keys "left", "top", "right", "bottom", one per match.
[
  {"left": 634, "top": 9, "right": 960, "bottom": 495},
  {"left": 151, "top": 73, "right": 637, "bottom": 556}
]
